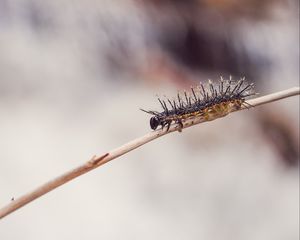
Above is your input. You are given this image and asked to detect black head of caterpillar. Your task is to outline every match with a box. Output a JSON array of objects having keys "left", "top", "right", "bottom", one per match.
[
  {"left": 141, "top": 77, "right": 256, "bottom": 132},
  {"left": 149, "top": 115, "right": 161, "bottom": 130}
]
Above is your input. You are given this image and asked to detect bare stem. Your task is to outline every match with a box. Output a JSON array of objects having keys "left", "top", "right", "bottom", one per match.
[{"left": 0, "top": 87, "right": 299, "bottom": 220}]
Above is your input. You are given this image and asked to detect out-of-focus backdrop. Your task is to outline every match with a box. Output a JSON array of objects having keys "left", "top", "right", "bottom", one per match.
[{"left": 0, "top": 1, "right": 299, "bottom": 239}]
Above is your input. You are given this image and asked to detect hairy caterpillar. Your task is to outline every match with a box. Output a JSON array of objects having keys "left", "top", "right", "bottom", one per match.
[{"left": 141, "top": 77, "right": 256, "bottom": 132}]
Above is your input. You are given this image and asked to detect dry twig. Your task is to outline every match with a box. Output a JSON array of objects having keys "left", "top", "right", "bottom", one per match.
[{"left": 0, "top": 87, "right": 299, "bottom": 219}]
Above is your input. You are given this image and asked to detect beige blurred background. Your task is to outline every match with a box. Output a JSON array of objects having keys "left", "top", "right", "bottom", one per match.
[{"left": 0, "top": 0, "right": 299, "bottom": 239}]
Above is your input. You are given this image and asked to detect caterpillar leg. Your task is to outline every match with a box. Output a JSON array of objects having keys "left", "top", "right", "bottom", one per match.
[
  {"left": 166, "top": 121, "right": 172, "bottom": 132},
  {"left": 176, "top": 120, "right": 183, "bottom": 132}
]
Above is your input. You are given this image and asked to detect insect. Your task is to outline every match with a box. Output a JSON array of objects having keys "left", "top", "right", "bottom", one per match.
[{"left": 141, "top": 76, "right": 256, "bottom": 132}]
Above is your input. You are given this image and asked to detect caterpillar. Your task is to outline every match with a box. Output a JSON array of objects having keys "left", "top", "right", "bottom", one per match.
[{"left": 141, "top": 76, "right": 256, "bottom": 132}]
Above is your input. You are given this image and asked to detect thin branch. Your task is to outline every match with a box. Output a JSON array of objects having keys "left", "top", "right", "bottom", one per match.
[{"left": 0, "top": 87, "right": 299, "bottom": 220}]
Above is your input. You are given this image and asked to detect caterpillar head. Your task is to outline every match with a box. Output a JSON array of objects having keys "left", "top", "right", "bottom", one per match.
[{"left": 150, "top": 116, "right": 160, "bottom": 130}]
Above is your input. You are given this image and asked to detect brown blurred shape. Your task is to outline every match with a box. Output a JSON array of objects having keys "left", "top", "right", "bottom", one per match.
[{"left": 258, "top": 110, "right": 299, "bottom": 167}]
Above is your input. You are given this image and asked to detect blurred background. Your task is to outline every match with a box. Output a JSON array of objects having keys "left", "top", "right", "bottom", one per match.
[{"left": 0, "top": 0, "right": 299, "bottom": 239}]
